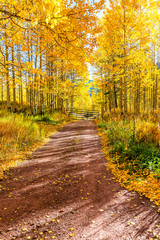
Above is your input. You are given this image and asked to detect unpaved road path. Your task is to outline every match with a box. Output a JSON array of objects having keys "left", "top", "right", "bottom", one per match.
[{"left": 0, "top": 120, "right": 160, "bottom": 240}]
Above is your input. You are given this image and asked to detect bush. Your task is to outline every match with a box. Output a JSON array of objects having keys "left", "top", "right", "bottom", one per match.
[{"left": 98, "top": 118, "right": 160, "bottom": 175}]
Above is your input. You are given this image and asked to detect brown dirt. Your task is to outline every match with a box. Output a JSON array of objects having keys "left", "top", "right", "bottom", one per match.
[{"left": 0, "top": 120, "right": 160, "bottom": 240}]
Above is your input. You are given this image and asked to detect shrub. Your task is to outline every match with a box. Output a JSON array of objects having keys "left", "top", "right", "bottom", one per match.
[{"left": 98, "top": 118, "right": 160, "bottom": 175}]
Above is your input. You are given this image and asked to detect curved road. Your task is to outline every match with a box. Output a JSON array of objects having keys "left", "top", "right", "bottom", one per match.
[{"left": 0, "top": 121, "right": 160, "bottom": 240}]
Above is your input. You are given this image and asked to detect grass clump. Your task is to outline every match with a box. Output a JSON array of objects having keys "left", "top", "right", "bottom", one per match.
[
  {"left": 34, "top": 115, "right": 58, "bottom": 125},
  {"left": 98, "top": 122, "right": 108, "bottom": 129}
]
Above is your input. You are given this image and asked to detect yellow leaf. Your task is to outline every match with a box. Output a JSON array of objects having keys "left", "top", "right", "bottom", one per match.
[
  {"left": 70, "top": 233, "right": 74, "bottom": 237},
  {"left": 22, "top": 228, "right": 27, "bottom": 231},
  {"left": 99, "top": 209, "right": 104, "bottom": 212}
]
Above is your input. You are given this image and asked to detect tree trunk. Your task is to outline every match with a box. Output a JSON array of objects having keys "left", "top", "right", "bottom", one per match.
[
  {"left": 120, "top": 76, "right": 123, "bottom": 112},
  {"left": 6, "top": 37, "right": 11, "bottom": 110},
  {"left": 12, "top": 43, "right": 16, "bottom": 110}
]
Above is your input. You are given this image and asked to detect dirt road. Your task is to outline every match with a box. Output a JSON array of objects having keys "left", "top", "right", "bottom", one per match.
[{"left": 0, "top": 120, "right": 160, "bottom": 240}]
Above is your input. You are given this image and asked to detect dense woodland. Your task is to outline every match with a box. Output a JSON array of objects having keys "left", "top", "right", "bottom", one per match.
[
  {"left": 1, "top": 0, "right": 160, "bottom": 116},
  {"left": 94, "top": 0, "right": 160, "bottom": 117},
  {"left": 0, "top": 0, "right": 104, "bottom": 113}
]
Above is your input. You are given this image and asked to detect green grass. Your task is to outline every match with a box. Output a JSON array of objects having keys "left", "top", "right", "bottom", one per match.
[{"left": 98, "top": 122, "right": 108, "bottom": 129}]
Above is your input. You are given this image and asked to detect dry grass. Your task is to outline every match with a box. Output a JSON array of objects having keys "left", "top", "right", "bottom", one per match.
[{"left": 0, "top": 111, "right": 69, "bottom": 178}]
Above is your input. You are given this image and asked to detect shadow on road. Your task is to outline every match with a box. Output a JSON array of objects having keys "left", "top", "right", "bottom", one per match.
[{"left": 0, "top": 120, "right": 159, "bottom": 240}]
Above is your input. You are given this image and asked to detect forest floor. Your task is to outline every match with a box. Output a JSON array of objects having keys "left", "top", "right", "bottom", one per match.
[{"left": 0, "top": 120, "right": 160, "bottom": 240}]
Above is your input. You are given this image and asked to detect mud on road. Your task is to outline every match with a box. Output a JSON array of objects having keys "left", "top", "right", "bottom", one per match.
[{"left": 0, "top": 120, "right": 160, "bottom": 240}]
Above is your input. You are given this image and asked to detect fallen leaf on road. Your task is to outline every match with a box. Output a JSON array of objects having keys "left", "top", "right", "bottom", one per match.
[
  {"left": 70, "top": 233, "right": 74, "bottom": 237},
  {"left": 99, "top": 209, "right": 104, "bottom": 212},
  {"left": 22, "top": 228, "right": 27, "bottom": 231}
]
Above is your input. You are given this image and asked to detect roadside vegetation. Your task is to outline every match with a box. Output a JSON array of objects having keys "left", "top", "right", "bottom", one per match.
[
  {"left": 0, "top": 110, "right": 70, "bottom": 179},
  {"left": 97, "top": 112, "right": 160, "bottom": 210}
]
